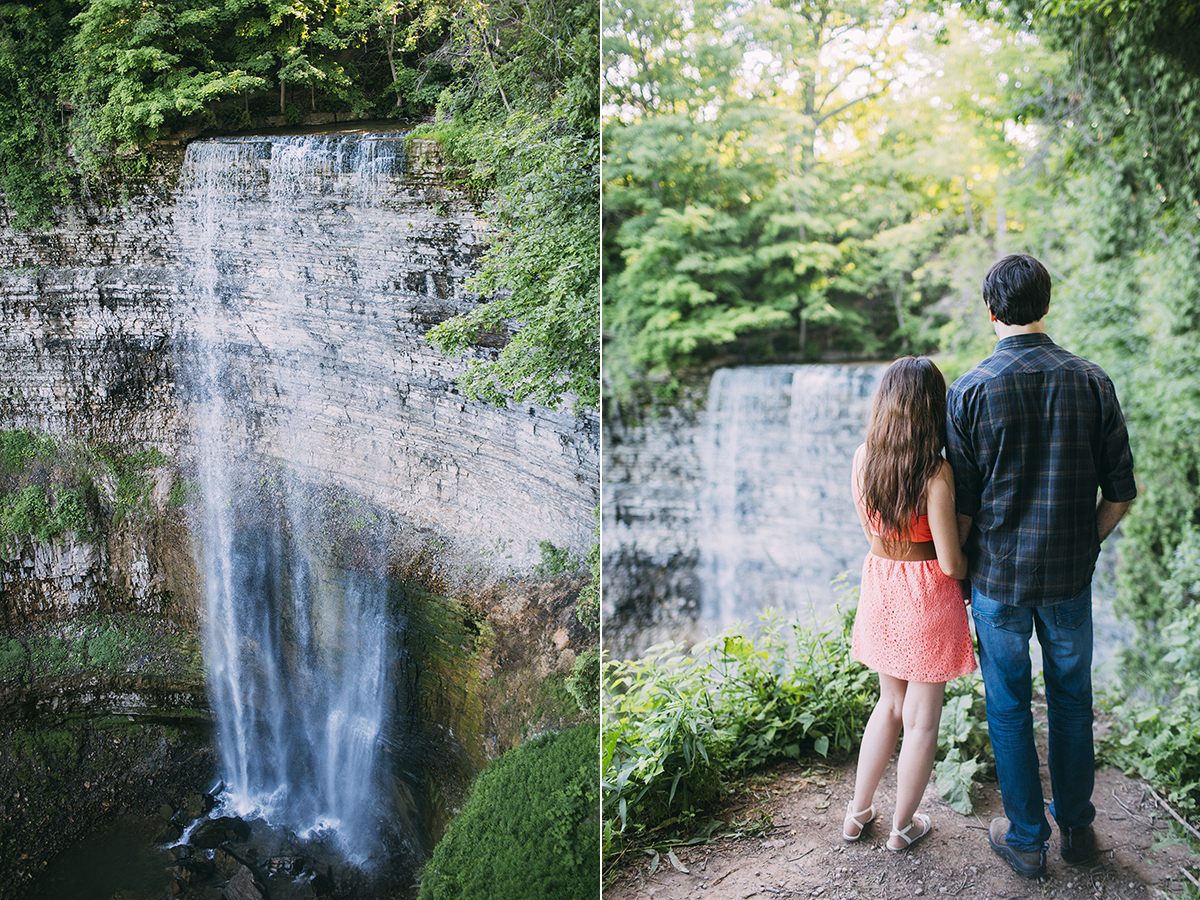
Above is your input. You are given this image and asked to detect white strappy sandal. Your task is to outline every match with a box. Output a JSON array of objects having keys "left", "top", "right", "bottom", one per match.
[
  {"left": 888, "top": 812, "right": 932, "bottom": 851},
  {"left": 842, "top": 801, "right": 876, "bottom": 841}
]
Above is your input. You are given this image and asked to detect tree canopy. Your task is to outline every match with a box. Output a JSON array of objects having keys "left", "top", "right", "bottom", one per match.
[
  {"left": 604, "top": 0, "right": 1200, "bottom": 690},
  {"left": 601, "top": 1, "right": 1068, "bottom": 397},
  {"left": 0, "top": 0, "right": 599, "bottom": 414}
]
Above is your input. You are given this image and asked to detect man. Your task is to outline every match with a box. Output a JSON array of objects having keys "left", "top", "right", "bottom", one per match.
[{"left": 946, "top": 254, "right": 1136, "bottom": 879}]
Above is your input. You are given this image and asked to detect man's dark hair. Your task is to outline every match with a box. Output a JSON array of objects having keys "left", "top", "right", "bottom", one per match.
[{"left": 982, "top": 254, "right": 1051, "bottom": 325}]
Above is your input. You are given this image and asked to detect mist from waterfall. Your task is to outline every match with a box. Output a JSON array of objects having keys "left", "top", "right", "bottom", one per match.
[
  {"left": 698, "top": 365, "right": 883, "bottom": 631},
  {"left": 176, "top": 134, "right": 409, "bottom": 863}
]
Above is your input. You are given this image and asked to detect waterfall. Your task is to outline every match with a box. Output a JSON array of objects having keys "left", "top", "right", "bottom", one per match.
[
  {"left": 176, "top": 134, "right": 409, "bottom": 863},
  {"left": 698, "top": 364, "right": 883, "bottom": 631}
]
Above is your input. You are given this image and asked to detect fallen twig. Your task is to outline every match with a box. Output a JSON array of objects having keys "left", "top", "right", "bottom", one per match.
[
  {"left": 1110, "top": 787, "right": 1153, "bottom": 825},
  {"left": 1181, "top": 866, "right": 1200, "bottom": 889},
  {"left": 1146, "top": 784, "right": 1200, "bottom": 843}
]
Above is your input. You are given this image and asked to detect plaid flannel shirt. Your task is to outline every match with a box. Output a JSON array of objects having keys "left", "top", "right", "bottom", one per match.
[{"left": 946, "top": 333, "right": 1137, "bottom": 607}]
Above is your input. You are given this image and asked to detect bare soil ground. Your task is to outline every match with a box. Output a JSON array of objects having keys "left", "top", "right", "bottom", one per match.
[{"left": 604, "top": 741, "right": 1200, "bottom": 900}]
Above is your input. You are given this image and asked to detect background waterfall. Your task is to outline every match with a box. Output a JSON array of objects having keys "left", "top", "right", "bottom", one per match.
[
  {"left": 177, "top": 134, "right": 409, "bottom": 862},
  {"left": 698, "top": 365, "right": 883, "bottom": 631},
  {"left": 606, "top": 361, "right": 1129, "bottom": 674}
]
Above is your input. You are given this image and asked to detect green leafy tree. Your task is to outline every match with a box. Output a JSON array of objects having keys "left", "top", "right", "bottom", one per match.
[
  {"left": 0, "top": 2, "right": 78, "bottom": 227},
  {"left": 973, "top": 0, "right": 1200, "bottom": 653},
  {"left": 426, "top": 103, "right": 600, "bottom": 410},
  {"left": 606, "top": 0, "right": 1006, "bottom": 393},
  {"left": 70, "top": 0, "right": 267, "bottom": 152},
  {"left": 423, "top": 0, "right": 600, "bottom": 412}
]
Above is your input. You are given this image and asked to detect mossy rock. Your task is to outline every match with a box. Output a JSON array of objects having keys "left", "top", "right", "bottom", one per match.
[{"left": 419, "top": 723, "right": 600, "bottom": 900}]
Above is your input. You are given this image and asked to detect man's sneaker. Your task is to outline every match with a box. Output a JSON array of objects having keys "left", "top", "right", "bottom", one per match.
[
  {"left": 988, "top": 817, "right": 1047, "bottom": 879},
  {"left": 1061, "top": 824, "right": 1097, "bottom": 864}
]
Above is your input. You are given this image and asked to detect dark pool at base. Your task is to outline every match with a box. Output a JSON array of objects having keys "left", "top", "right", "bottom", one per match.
[{"left": 27, "top": 814, "right": 174, "bottom": 900}]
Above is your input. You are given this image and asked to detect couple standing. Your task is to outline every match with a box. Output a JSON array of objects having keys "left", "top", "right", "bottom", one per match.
[{"left": 841, "top": 254, "right": 1138, "bottom": 879}]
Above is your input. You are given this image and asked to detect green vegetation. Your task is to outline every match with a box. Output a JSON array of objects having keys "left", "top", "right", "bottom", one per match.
[
  {"left": 529, "top": 510, "right": 601, "bottom": 631},
  {"left": 419, "top": 722, "right": 600, "bottom": 900},
  {"left": 0, "top": 430, "right": 98, "bottom": 548},
  {"left": 602, "top": 603, "right": 998, "bottom": 863},
  {"left": 605, "top": 0, "right": 1200, "bottom": 858},
  {"left": 934, "top": 677, "right": 993, "bottom": 815},
  {"left": 0, "top": 429, "right": 173, "bottom": 553},
  {"left": 603, "top": 0, "right": 1042, "bottom": 398},
  {"left": 0, "top": 637, "right": 26, "bottom": 678},
  {"left": 0, "top": 614, "right": 203, "bottom": 683},
  {"left": 565, "top": 648, "right": 600, "bottom": 719},
  {"left": 602, "top": 605, "right": 878, "bottom": 848},
  {"left": 1, "top": 0, "right": 455, "bottom": 208},
  {"left": 10, "top": 726, "right": 81, "bottom": 784},
  {"left": 533, "top": 540, "right": 578, "bottom": 579},
  {"left": 418, "top": 0, "right": 599, "bottom": 412},
  {"left": 575, "top": 535, "right": 601, "bottom": 631},
  {"left": 0, "top": 0, "right": 599, "bottom": 415}
]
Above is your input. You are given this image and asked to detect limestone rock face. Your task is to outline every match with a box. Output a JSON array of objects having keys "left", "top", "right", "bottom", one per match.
[{"left": 0, "top": 136, "right": 598, "bottom": 621}]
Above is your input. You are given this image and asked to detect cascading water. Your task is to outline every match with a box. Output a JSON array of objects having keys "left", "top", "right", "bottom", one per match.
[
  {"left": 694, "top": 363, "right": 1129, "bottom": 677},
  {"left": 176, "top": 134, "right": 411, "bottom": 864},
  {"left": 698, "top": 364, "right": 883, "bottom": 630}
]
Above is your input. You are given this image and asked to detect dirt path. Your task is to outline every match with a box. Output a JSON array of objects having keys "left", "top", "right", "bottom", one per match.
[{"left": 603, "top": 756, "right": 1198, "bottom": 900}]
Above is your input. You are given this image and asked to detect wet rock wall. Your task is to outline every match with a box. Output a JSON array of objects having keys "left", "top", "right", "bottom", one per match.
[{"left": 0, "top": 138, "right": 599, "bottom": 624}]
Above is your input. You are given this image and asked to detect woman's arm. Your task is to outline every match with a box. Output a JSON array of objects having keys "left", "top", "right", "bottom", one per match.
[
  {"left": 850, "top": 443, "right": 873, "bottom": 543},
  {"left": 927, "top": 461, "right": 968, "bottom": 579}
]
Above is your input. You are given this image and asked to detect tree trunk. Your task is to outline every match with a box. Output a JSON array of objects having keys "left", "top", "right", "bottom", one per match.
[{"left": 386, "top": 14, "right": 402, "bottom": 107}]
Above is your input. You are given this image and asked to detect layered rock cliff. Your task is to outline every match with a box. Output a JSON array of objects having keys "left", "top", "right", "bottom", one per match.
[{"left": 0, "top": 134, "right": 599, "bottom": 623}]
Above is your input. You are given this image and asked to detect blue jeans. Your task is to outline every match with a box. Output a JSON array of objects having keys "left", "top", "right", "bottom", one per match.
[{"left": 971, "top": 586, "right": 1096, "bottom": 851}]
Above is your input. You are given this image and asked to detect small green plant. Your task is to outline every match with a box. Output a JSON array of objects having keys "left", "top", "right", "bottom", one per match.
[
  {"left": 29, "top": 636, "right": 72, "bottom": 676},
  {"left": 574, "top": 509, "right": 600, "bottom": 630},
  {"left": 419, "top": 723, "right": 600, "bottom": 900},
  {"left": 1, "top": 485, "right": 52, "bottom": 541},
  {"left": 87, "top": 628, "right": 130, "bottom": 671},
  {"left": 934, "top": 675, "right": 993, "bottom": 814},
  {"left": 533, "top": 540, "right": 577, "bottom": 578},
  {"left": 602, "top": 600, "right": 877, "bottom": 848},
  {"left": 0, "top": 431, "right": 41, "bottom": 472},
  {"left": 565, "top": 648, "right": 600, "bottom": 719},
  {"left": 1101, "top": 601, "right": 1200, "bottom": 821},
  {"left": 0, "top": 638, "right": 28, "bottom": 680}
]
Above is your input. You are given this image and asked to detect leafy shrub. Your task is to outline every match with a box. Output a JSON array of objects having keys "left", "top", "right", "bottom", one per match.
[
  {"left": 87, "top": 629, "right": 129, "bottom": 671},
  {"left": 52, "top": 485, "right": 90, "bottom": 535},
  {"left": 533, "top": 540, "right": 577, "bottom": 578},
  {"left": 575, "top": 515, "right": 601, "bottom": 630},
  {"left": 565, "top": 649, "right": 600, "bottom": 719},
  {"left": 1, "top": 485, "right": 52, "bottom": 542},
  {"left": 934, "top": 675, "right": 993, "bottom": 814},
  {"left": 1103, "top": 599, "right": 1200, "bottom": 820},
  {"left": 0, "top": 480, "right": 96, "bottom": 545},
  {"left": 603, "top": 597, "right": 996, "bottom": 846},
  {"left": 0, "top": 638, "right": 27, "bottom": 680},
  {"left": 419, "top": 723, "right": 600, "bottom": 900},
  {"left": 1105, "top": 680, "right": 1200, "bottom": 820},
  {"left": 602, "top": 605, "right": 876, "bottom": 843},
  {"left": 0, "top": 431, "right": 39, "bottom": 473}
]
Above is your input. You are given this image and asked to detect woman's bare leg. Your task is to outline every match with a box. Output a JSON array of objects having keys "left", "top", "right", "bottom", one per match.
[
  {"left": 846, "top": 673, "right": 906, "bottom": 836},
  {"left": 889, "top": 679, "right": 946, "bottom": 847}
]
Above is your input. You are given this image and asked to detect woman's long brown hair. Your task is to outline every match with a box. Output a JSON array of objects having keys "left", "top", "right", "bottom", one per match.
[{"left": 860, "top": 356, "right": 947, "bottom": 543}]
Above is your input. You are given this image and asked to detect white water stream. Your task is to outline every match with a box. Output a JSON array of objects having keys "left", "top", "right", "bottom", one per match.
[
  {"left": 176, "top": 134, "right": 408, "bottom": 862},
  {"left": 698, "top": 365, "right": 884, "bottom": 629},
  {"left": 696, "top": 364, "right": 1129, "bottom": 677}
]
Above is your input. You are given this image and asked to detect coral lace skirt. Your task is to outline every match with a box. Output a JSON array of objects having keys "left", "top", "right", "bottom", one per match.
[{"left": 852, "top": 555, "right": 977, "bottom": 683}]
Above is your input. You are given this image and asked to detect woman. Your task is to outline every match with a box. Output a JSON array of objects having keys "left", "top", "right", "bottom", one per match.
[{"left": 841, "top": 356, "right": 975, "bottom": 851}]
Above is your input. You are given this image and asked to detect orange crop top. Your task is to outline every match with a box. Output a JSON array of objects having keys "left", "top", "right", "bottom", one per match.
[{"left": 853, "top": 445, "right": 935, "bottom": 543}]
